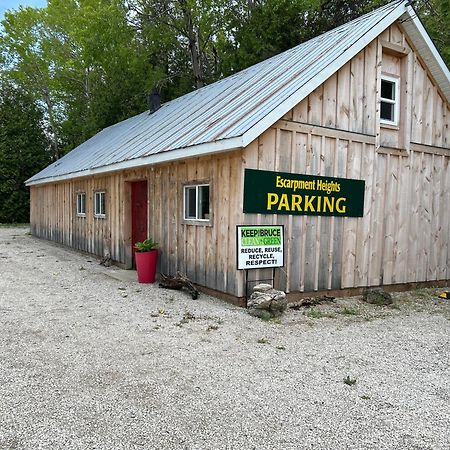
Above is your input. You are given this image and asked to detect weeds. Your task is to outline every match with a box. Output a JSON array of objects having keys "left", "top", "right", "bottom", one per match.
[
  {"left": 176, "top": 310, "right": 195, "bottom": 327},
  {"left": 338, "top": 307, "right": 359, "bottom": 316},
  {"left": 343, "top": 376, "right": 357, "bottom": 386},
  {"left": 0, "top": 223, "right": 29, "bottom": 228},
  {"left": 305, "top": 308, "right": 334, "bottom": 319}
]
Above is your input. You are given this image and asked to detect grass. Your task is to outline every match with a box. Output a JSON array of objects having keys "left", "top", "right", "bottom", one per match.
[
  {"left": 305, "top": 308, "right": 334, "bottom": 319},
  {"left": 338, "top": 307, "right": 359, "bottom": 316},
  {"left": 0, "top": 223, "right": 29, "bottom": 228},
  {"left": 388, "top": 303, "right": 401, "bottom": 310},
  {"left": 343, "top": 376, "right": 357, "bottom": 386},
  {"left": 176, "top": 310, "right": 196, "bottom": 327}
]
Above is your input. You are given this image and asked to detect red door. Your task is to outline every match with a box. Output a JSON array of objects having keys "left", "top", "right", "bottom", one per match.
[{"left": 131, "top": 181, "right": 148, "bottom": 267}]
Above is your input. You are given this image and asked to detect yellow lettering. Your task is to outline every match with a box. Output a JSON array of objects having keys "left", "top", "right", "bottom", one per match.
[
  {"left": 304, "top": 195, "right": 316, "bottom": 212},
  {"left": 276, "top": 176, "right": 282, "bottom": 188},
  {"left": 278, "top": 194, "right": 290, "bottom": 211},
  {"left": 317, "top": 196, "right": 322, "bottom": 211},
  {"left": 336, "top": 197, "right": 347, "bottom": 213},
  {"left": 323, "top": 196, "right": 334, "bottom": 212},
  {"left": 291, "top": 194, "right": 302, "bottom": 211},
  {"left": 267, "top": 193, "right": 279, "bottom": 210}
]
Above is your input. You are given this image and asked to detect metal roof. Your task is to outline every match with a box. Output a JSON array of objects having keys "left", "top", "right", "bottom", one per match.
[{"left": 26, "top": 1, "right": 449, "bottom": 186}]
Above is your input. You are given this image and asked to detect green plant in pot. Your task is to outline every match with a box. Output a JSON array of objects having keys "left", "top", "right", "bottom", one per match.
[{"left": 134, "top": 238, "right": 158, "bottom": 283}]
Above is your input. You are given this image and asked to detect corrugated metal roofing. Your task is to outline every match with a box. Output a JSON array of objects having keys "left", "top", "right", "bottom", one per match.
[{"left": 26, "top": 1, "right": 449, "bottom": 185}]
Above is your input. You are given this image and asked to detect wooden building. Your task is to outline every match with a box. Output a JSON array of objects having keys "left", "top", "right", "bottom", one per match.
[{"left": 27, "top": 1, "right": 450, "bottom": 302}]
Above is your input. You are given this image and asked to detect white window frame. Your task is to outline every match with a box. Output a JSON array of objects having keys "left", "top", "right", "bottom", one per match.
[
  {"left": 380, "top": 74, "right": 400, "bottom": 126},
  {"left": 94, "top": 191, "right": 106, "bottom": 218},
  {"left": 183, "top": 184, "right": 210, "bottom": 222},
  {"left": 76, "top": 192, "right": 86, "bottom": 217}
]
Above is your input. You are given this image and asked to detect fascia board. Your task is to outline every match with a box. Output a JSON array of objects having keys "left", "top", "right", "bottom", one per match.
[
  {"left": 401, "top": 5, "right": 450, "bottom": 102},
  {"left": 25, "top": 136, "right": 244, "bottom": 186}
]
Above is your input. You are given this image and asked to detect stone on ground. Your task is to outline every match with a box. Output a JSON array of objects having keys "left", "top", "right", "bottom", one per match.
[
  {"left": 248, "top": 284, "right": 287, "bottom": 318},
  {"left": 363, "top": 288, "right": 393, "bottom": 305}
]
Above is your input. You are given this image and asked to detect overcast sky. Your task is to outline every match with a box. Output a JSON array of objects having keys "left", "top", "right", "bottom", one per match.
[{"left": 0, "top": 0, "right": 47, "bottom": 21}]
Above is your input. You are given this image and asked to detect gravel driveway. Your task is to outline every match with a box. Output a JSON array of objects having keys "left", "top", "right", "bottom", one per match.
[{"left": 0, "top": 226, "right": 449, "bottom": 450}]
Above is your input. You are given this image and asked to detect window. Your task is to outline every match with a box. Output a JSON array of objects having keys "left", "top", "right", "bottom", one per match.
[
  {"left": 184, "top": 184, "right": 210, "bottom": 221},
  {"left": 94, "top": 191, "right": 106, "bottom": 217},
  {"left": 380, "top": 75, "right": 399, "bottom": 125},
  {"left": 76, "top": 192, "right": 86, "bottom": 216}
]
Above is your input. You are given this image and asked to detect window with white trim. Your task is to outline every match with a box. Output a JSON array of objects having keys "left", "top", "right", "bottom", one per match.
[
  {"left": 184, "top": 184, "right": 210, "bottom": 221},
  {"left": 380, "top": 75, "right": 399, "bottom": 125},
  {"left": 76, "top": 192, "right": 86, "bottom": 216},
  {"left": 94, "top": 191, "right": 106, "bottom": 217}
]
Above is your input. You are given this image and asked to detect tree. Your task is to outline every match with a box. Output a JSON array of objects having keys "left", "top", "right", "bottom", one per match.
[
  {"left": 414, "top": 0, "right": 449, "bottom": 66},
  {"left": 0, "top": 84, "right": 51, "bottom": 223},
  {"left": 0, "top": 0, "right": 161, "bottom": 157},
  {"left": 218, "top": 0, "right": 321, "bottom": 76},
  {"left": 127, "top": 0, "right": 235, "bottom": 95},
  {"left": 0, "top": 6, "right": 63, "bottom": 159}
]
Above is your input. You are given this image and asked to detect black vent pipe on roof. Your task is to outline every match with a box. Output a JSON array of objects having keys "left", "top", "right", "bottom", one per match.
[{"left": 148, "top": 88, "right": 161, "bottom": 114}]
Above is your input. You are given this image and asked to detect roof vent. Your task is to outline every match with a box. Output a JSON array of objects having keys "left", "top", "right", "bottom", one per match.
[{"left": 148, "top": 88, "right": 161, "bottom": 114}]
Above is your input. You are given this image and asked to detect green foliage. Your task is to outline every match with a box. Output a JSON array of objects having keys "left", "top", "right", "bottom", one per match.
[
  {"left": 134, "top": 238, "right": 158, "bottom": 252},
  {"left": 414, "top": 0, "right": 450, "bottom": 66},
  {"left": 221, "top": 0, "right": 321, "bottom": 74},
  {"left": 0, "top": 84, "right": 50, "bottom": 223},
  {"left": 0, "top": 0, "right": 161, "bottom": 157},
  {"left": 305, "top": 308, "right": 334, "bottom": 319},
  {"left": 343, "top": 376, "right": 357, "bottom": 386},
  {"left": 338, "top": 307, "right": 359, "bottom": 316},
  {"left": 0, "top": 0, "right": 448, "bottom": 225}
]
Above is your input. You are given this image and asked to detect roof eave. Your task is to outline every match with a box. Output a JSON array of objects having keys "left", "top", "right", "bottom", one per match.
[
  {"left": 25, "top": 136, "right": 244, "bottom": 186},
  {"left": 400, "top": 5, "right": 450, "bottom": 103}
]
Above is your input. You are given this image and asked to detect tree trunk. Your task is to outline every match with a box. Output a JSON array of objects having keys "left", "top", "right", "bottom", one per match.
[
  {"left": 42, "top": 88, "right": 60, "bottom": 160},
  {"left": 179, "top": 0, "right": 204, "bottom": 89}
]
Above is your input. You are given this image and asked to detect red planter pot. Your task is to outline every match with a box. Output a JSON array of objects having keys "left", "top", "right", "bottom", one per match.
[{"left": 135, "top": 250, "right": 158, "bottom": 283}]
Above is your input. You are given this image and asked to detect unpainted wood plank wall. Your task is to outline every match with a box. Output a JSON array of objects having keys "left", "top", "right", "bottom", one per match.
[
  {"left": 245, "top": 21, "right": 450, "bottom": 294},
  {"left": 30, "top": 152, "right": 246, "bottom": 296},
  {"left": 244, "top": 124, "right": 450, "bottom": 294},
  {"left": 29, "top": 22, "right": 450, "bottom": 298}
]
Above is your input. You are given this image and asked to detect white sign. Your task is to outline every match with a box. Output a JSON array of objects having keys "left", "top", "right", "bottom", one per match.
[{"left": 237, "top": 225, "right": 284, "bottom": 270}]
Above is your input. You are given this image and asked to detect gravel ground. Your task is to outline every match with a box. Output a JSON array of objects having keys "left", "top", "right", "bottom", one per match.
[{"left": 0, "top": 226, "right": 449, "bottom": 450}]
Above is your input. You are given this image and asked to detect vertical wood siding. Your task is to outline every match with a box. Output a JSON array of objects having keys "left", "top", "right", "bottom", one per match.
[
  {"left": 243, "top": 125, "right": 450, "bottom": 294},
  {"left": 30, "top": 22, "right": 449, "bottom": 298},
  {"left": 243, "top": 23, "right": 450, "bottom": 294},
  {"left": 30, "top": 153, "right": 246, "bottom": 296}
]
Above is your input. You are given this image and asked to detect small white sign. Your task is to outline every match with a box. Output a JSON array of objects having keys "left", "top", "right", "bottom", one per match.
[{"left": 237, "top": 225, "right": 284, "bottom": 270}]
